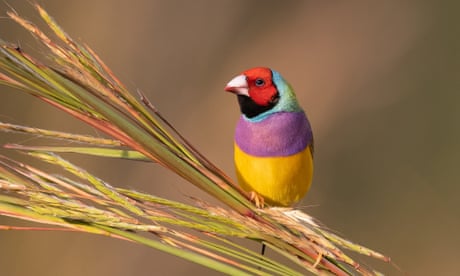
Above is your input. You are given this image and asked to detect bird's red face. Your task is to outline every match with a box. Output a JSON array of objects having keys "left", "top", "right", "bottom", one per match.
[{"left": 225, "top": 67, "right": 278, "bottom": 107}]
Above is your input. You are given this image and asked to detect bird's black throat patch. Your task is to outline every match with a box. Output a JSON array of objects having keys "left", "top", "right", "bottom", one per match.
[{"left": 237, "top": 94, "right": 279, "bottom": 118}]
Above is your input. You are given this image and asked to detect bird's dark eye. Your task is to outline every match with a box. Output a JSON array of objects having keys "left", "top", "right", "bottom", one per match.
[{"left": 254, "top": 78, "right": 265, "bottom": 87}]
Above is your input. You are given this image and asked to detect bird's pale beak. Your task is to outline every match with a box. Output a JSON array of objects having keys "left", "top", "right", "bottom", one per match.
[{"left": 224, "top": 74, "right": 249, "bottom": 96}]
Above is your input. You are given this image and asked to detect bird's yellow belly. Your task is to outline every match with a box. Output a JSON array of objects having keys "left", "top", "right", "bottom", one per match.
[{"left": 234, "top": 143, "right": 313, "bottom": 207}]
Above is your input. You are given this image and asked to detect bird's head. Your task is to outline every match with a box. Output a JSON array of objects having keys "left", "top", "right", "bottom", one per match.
[{"left": 225, "top": 67, "right": 301, "bottom": 121}]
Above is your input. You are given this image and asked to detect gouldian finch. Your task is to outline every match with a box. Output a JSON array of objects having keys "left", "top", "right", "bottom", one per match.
[{"left": 225, "top": 67, "right": 314, "bottom": 207}]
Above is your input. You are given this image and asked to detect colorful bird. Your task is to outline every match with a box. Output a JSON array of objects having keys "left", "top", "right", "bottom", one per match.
[{"left": 225, "top": 67, "right": 314, "bottom": 207}]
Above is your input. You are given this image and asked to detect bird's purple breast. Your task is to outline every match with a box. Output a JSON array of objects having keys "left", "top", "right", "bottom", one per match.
[{"left": 235, "top": 111, "right": 313, "bottom": 157}]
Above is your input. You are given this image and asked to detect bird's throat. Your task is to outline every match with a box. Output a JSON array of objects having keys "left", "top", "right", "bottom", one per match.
[{"left": 237, "top": 95, "right": 277, "bottom": 118}]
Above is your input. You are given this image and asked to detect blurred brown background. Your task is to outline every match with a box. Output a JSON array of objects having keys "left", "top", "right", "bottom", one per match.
[{"left": 0, "top": 1, "right": 458, "bottom": 275}]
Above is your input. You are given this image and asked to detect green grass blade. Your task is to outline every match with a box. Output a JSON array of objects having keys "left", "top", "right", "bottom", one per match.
[
  {"left": 97, "top": 225, "right": 253, "bottom": 276},
  {"left": 6, "top": 144, "right": 149, "bottom": 161}
]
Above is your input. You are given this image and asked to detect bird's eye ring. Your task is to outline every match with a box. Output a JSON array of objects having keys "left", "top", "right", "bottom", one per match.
[{"left": 254, "top": 78, "right": 265, "bottom": 87}]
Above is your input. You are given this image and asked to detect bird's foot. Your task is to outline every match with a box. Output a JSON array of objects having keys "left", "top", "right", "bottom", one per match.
[{"left": 249, "top": 191, "right": 265, "bottom": 208}]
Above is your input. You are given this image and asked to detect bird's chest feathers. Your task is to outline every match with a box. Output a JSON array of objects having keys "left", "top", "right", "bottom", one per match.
[{"left": 235, "top": 112, "right": 312, "bottom": 157}]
